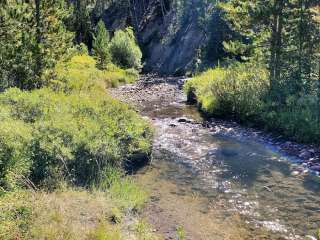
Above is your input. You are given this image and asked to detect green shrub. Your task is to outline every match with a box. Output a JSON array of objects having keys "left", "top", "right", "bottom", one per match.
[
  {"left": 52, "top": 55, "right": 138, "bottom": 93},
  {"left": 109, "top": 27, "right": 142, "bottom": 70},
  {"left": 0, "top": 87, "right": 152, "bottom": 189},
  {"left": 185, "top": 62, "right": 320, "bottom": 143},
  {"left": 184, "top": 62, "right": 269, "bottom": 122},
  {"left": 262, "top": 95, "right": 320, "bottom": 143},
  {"left": 0, "top": 121, "right": 32, "bottom": 190},
  {"left": 0, "top": 54, "right": 146, "bottom": 190}
]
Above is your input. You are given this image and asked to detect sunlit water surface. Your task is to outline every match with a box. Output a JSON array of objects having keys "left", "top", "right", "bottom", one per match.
[{"left": 133, "top": 84, "right": 320, "bottom": 240}]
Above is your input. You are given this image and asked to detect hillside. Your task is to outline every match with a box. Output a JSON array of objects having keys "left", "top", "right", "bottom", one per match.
[{"left": 94, "top": 0, "right": 230, "bottom": 75}]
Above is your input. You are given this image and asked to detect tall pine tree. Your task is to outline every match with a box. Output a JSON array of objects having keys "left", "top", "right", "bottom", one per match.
[
  {"left": 0, "top": 0, "right": 73, "bottom": 90},
  {"left": 92, "top": 20, "right": 111, "bottom": 69}
]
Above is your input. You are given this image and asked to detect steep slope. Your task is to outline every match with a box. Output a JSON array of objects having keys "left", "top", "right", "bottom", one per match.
[{"left": 95, "top": 0, "right": 231, "bottom": 75}]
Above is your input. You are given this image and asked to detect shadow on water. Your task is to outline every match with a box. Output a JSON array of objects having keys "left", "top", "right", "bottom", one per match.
[
  {"left": 211, "top": 134, "right": 292, "bottom": 188},
  {"left": 303, "top": 175, "right": 320, "bottom": 193}
]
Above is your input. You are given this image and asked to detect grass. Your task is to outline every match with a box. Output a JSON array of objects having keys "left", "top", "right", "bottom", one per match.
[
  {"left": 53, "top": 54, "right": 138, "bottom": 92},
  {"left": 184, "top": 62, "right": 320, "bottom": 144},
  {"left": 108, "top": 177, "right": 148, "bottom": 211},
  {"left": 0, "top": 53, "right": 159, "bottom": 239},
  {"left": 0, "top": 54, "right": 152, "bottom": 190},
  {"left": 176, "top": 226, "right": 186, "bottom": 240},
  {"left": 0, "top": 177, "right": 159, "bottom": 240}
]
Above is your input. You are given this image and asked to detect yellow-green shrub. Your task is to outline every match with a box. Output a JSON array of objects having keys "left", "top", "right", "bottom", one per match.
[
  {"left": 52, "top": 54, "right": 138, "bottom": 93},
  {"left": 184, "top": 62, "right": 269, "bottom": 122},
  {"left": 185, "top": 62, "right": 320, "bottom": 143},
  {"left": 0, "top": 87, "right": 152, "bottom": 189}
]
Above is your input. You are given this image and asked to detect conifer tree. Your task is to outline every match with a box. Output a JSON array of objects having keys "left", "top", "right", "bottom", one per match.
[
  {"left": 0, "top": 0, "right": 73, "bottom": 90},
  {"left": 92, "top": 20, "right": 111, "bottom": 69},
  {"left": 219, "top": 0, "right": 319, "bottom": 101}
]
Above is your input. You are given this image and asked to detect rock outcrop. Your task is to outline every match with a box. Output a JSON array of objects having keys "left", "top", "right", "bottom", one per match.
[{"left": 95, "top": 0, "right": 230, "bottom": 75}]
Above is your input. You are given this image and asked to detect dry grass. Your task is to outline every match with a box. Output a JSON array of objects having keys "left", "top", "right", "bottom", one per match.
[{"left": 0, "top": 186, "right": 161, "bottom": 240}]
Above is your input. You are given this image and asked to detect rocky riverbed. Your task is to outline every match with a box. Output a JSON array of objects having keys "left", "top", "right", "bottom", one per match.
[{"left": 110, "top": 75, "right": 320, "bottom": 177}]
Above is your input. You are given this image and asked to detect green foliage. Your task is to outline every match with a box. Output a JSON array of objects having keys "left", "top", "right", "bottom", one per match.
[
  {"left": 176, "top": 226, "right": 186, "bottom": 240},
  {"left": 189, "top": 0, "right": 319, "bottom": 144},
  {"left": 184, "top": 62, "right": 269, "bottom": 122},
  {"left": 53, "top": 55, "right": 138, "bottom": 93},
  {"left": 68, "top": 0, "right": 94, "bottom": 46},
  {"left": 219, "top": 0, "right": 320, "bottom": 115},
  {"left": 109, "top": 27, "right": 142, "bottom": 70},
  {"left": 108, "top": 177, "right": 148, "bottom": 211},
  {"left": 0, "top": 121, "right": 32, "bottom": 190},
  {"left": 93, "top": 20, "right": 111, "bottom": 70},
  {"left": 0, "top": 54, "right": 150, "bottom": 190},
  {"left": 262, "top": 96, "right": 320, "bottom": 143},
  {"left": 185, "top": 61, "right": 320, "bottom": 143},
  {"left": 0, "top": 0, "right": 73, "bottom": 90},
  {"left": 0, "top": 87, "right": 152, "bottom": 189}
]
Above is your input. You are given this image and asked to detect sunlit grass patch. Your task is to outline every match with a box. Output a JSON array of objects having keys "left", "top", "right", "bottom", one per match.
[
  {"left": 0, "top": 180, "right": 153, "bottom": 240},
  {"left": 53, "top": 54, "right": 139, "bottom": 93},
  {"left": 108, "top": 177, "right": 148, "bottom": 211}
]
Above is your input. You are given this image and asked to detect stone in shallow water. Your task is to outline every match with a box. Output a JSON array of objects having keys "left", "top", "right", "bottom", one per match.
[{"left": 291, "top": 171, "right": 300, "bottom": 176}]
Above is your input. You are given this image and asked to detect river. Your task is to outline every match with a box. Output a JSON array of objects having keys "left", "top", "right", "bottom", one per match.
[{"left": 110, "top": 77, "right": 320, "bottom": 240}]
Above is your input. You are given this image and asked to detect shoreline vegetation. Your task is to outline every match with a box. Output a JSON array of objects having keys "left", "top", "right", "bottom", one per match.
[
  {"left": 0, "top": 53, "right": 161, "bottom": 240},
  {"left": 0, "top": 2, "right": 159, "bottom": 237}
]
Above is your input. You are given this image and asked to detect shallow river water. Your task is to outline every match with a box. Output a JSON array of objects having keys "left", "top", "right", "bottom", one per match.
[{"left": 113, "top": 79, "right": 320, "bottom": 240}]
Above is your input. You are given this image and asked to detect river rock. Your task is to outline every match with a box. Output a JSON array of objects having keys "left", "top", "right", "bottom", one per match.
[
  {"left": 310, "top": 165, "right": 320, "bottom": 171},
  {"left": 291, "top": 171, "right": 300, "bottom": 176},
  {"left": 299, "top": 150, "right": 313, "bottom": 159}
]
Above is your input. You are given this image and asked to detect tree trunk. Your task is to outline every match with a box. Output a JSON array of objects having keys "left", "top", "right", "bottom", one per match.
[
  {"left": 34, "top": 0, "right": 42, "bottom": 88},
  {"left": 269, "top": 0, "right": 284, "bottom": 101}
]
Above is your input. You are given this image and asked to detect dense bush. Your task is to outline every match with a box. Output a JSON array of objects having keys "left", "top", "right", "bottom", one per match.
[
  {"left": 109, "top": 28, "right": 142, "bottom": 70},
  {"left": 0, "top": 88, "right": 152, "bottom": 189},
  {"left": 0, "top": 55, "right": 150, "bottom": 190},
  {"left": 262, "top": 96, "right": 320, "bottom": 143},
  {"left": 184, "top": 62, "right": 269, "bottom": 122},
  {"left": 185, "top": 62, "right": 320, "bottom": 143},
  {"left": 53, "top": 54, "right": 138, "bottom": 92}
]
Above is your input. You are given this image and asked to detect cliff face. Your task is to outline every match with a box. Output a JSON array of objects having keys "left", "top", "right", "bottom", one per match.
[{"left": 96, "top": 0, "right": 230, "bottom": 75}]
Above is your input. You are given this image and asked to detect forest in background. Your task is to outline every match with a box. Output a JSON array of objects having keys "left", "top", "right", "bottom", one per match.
[{"left": 185, "top": 0, "right": 320, "bottom": 143}]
